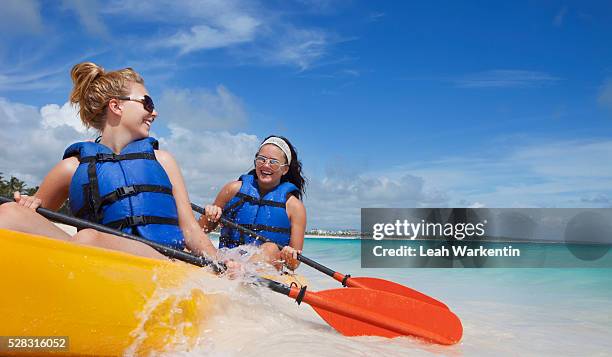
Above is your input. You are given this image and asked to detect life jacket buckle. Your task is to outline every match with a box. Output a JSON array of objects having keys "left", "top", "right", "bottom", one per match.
[
  {"left": 96, "top": 153, "right": 118, "bottom": 162},
  {"left": 125, "top": 215, "right": 146, "bottom": 227},
  {"left": 116, "top": 185, "right": 136, "bottom": 197}
]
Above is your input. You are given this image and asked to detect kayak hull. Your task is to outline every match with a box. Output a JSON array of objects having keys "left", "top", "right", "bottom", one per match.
[{"left": 0, "top": 228, "right": 211, "bottom": 356}]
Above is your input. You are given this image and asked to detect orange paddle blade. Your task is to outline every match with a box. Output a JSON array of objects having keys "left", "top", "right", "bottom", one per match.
[
  {"left": 344, "top": 276, "right": 448, "bottom": 309},
  {"left": 291, "top": 287, "right": 462, "bottom": 345}
]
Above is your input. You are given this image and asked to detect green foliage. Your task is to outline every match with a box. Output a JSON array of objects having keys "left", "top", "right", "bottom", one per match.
[{"left": 0, "top": 173, "right": 38, "bottom": 197}]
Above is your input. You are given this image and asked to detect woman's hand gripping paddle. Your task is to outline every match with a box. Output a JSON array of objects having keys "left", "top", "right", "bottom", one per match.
[
  {"left": 0, "top": 197, "right": 463, "bottom": 344},
  {"left": 192, "top": 203, "right": 448, "bottom": 309}
]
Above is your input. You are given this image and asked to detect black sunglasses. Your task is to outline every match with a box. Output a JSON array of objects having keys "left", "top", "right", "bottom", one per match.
[{"left": 116, "top": 94, "right": 155, "bottom": 113}]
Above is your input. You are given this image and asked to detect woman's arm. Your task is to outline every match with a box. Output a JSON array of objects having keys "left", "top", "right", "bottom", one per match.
[
  {"left": 155, "top": 150, "right": 217, "bottom": 257},
  {"left": 15, "top": 157, "right": 79, "bottom": 211},
  {"left": 198, "top": 180, "right": 241, "bottom": 232},
  {"left": 281, "top": 194, "right": 306, "bottom": 270}
]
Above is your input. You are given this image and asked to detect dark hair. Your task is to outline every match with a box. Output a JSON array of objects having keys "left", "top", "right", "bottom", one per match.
[{"left": 249, "top": 135, "right": 307, "bottom": 199}]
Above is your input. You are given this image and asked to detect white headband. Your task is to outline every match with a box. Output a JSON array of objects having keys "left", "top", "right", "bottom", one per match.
[{"left": 259, "top": 137, "right": 292, "bottom": 165}]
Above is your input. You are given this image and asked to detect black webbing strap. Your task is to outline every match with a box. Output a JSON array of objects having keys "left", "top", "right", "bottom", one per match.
[
  {"left": 224, "top": 196, "right": 246, "bottom": 213},
  {"left": 86, "top": 162, "right": 102, "bottom": 222},
  {"left": 218, "top": 222, "right": 290, "bottom": 247},
  {"left": 341, "top": 274, "right": 351, "bottom": 287},
  {"left": 241, "top": 224, "right": 291, "bottom": 234},
  {"left": 295, "top": 285, "right": 307, "bottom": 305},
  {"left": 221, "top": 200, "right": 247, "bottom": 245},
  {"left": 106, "top": 215, "right": 178, "bottom": 230},
  {"left": 234, "top": 192, "right": 286, "bottom": 208},
  {"left": 79, "top": 152, "right": 156, "bottom": 163},
  {"left": 74, "top": 185, "right": 91, "bottom": 219},
  {"left": 99, "top": 184, "right": 173, "bottom": 207}
]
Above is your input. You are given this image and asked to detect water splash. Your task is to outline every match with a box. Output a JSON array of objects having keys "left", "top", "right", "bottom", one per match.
[{"left": 124, "top": 244, "right": 452, "bottom": 356}]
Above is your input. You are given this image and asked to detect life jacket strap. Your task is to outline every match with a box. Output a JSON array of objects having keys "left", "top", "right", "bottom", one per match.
[
  {"left": 219, "top": 223, "right": 291, "bottom": 248},
  {"left": 225, "top": 195, "right": 246, "bottom": 213},
  {"left": 241, "top": 223, "right": 291, "bottom": 234},
  {"left": 79, "top": 152, "right": 156, "bottom": 163},
  {"left": 87, "top": 162, "right": 102, "bottom": 222},
  {"left": 106, "top": 215, "right": 179, "bottom": 230},
  {"left": 99, "top": 184, "right": 173, "bottom": 207},
  {"left": 223, "top": 199, "right": 247, "bottom": 245},
  {"left": 235, "top": 192, "right": 287, "bottom": 208}
]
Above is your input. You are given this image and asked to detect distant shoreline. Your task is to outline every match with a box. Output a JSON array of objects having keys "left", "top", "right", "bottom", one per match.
[{"left": 305, "top": 235, "right": 359, "bottom": 240}]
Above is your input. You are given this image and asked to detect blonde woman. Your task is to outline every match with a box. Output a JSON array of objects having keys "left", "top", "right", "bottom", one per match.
[{"left": 0, "top": 62, "right": 217, "bottom": 260}]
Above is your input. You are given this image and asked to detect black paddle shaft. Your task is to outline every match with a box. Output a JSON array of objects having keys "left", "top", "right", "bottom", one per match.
[
  {"left": 191, "top": 203, "right": 337, "bottom": 277},
  {"left": 0, "top": 196, "right": 220, "bottom": 271}
]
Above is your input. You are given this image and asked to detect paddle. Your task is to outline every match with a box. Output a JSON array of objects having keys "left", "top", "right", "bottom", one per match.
[
  {"left": 192, "top": 203, "right": 449, "bottom": 309},
  {"left": 0, "top": 197, "right": 462, "bottom": 344},
  {"left": 0, "top": 196, "right": 224, "bottom": 272}
]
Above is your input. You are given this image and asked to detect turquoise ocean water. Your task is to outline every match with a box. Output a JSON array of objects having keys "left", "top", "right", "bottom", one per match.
[{"left": 153, "top": 237, "right": 612, "bottom": 356}]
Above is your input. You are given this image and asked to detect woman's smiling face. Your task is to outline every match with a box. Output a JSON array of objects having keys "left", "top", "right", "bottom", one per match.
[
  {"left": 255, "top": 144, "right": 289, "bottom": 187},
  {"left": 119, "top": 83, "right": 157, "bottom": 139}
]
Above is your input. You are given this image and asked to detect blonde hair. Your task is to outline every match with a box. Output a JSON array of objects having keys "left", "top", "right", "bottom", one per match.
[{"left": 69, "top": 62, "right": 144, "bottom": 130}]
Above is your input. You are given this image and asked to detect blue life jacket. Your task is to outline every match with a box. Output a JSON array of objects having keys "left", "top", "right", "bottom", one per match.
[
  {"left": 63, "top": 137, "right": 185, "bottom": 250},
  {"left": 219, "top": 174, "right": 298, "bottom": 249}
]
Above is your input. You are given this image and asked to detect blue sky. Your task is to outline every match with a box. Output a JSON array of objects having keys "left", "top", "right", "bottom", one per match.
[{"left": 1, "top": 0, "right": 611, "bottom": 229}]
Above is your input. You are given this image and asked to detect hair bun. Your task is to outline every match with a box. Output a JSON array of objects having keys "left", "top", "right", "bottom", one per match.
[{"left": 69, "top": 62, "right": 105, "bottom": 104}]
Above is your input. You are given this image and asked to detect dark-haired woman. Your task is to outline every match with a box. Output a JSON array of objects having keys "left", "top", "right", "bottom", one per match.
[{"left": 199, "top": 136, "right": 307, "bottom": 270}]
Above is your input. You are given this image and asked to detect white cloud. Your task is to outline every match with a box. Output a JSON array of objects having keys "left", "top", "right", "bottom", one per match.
[
  {"left": 265, "top": 27, "right": 329, "bottom": 70},
  {"left": 509, "top": 140, "right": 612, "bottom": 178},
  {"left": 105, "top": 0, "right": 252, "bottom": 23},
  {"left": 160, "top": 18, "right": 260, "bottom": 54},
  {"left": 454, "top": 70, "right": 562, "bottom": 88},
  {"left": 40, "top": 101, "right": 89, "bottom": 133},
  {"left": 580, "top": 194, "right": 611, "bottom": 205},
  {"left": 0, "top": 0, "right": 44, "bottom": 35},
  {"left": 298, "top": 138, "right": 612, "bottom": 228},
  {"left": 0, "top": 66, "right": 67, "bottom": 92},
  {"left": 0, "top": 98, "right": 93, "bottom": 183},
  {"left": 160, "top": 129, "right": 260, "bottom": 206},
  {"left": 110, "top": 0, "right": 261, "bottom": 54},
  {"left": 158, "top": 86, "right": 247, "bottom": 131},
  {"left": 400, "top": 139, "right": 612, "bottom": 209},
  {"left": 468, "top": 202, "right": 485, "bottom": 208},
  {"left": 103, "top": 0, "right": 332, "bottom": 70},
  {"left": 0, "top": 49, "right": 107, "bottom": 92},
  {"left": 304, "top": 173, "right": 449, "bottom": 229},
  {"left": 62, "top": 0, "right": 108, "bottom": 37}
]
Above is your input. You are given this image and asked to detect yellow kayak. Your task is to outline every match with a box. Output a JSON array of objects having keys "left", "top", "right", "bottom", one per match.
[{"left": 0, "top": 228, "right": 305, "bottom": 356}]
